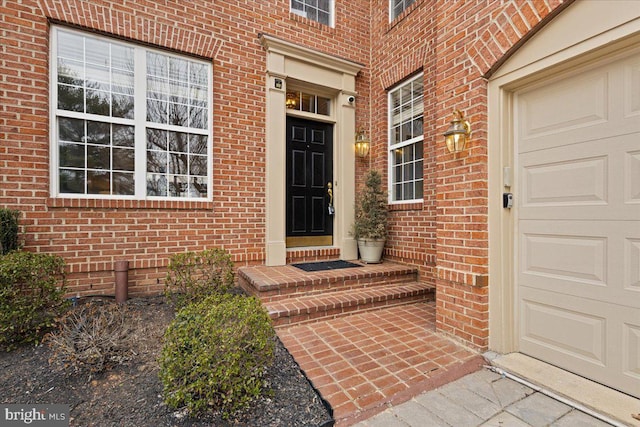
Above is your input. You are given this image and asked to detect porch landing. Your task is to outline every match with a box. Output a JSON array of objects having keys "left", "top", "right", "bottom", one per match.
[{"left": 238, "top": 261, "right": 483, "bottom": 426}]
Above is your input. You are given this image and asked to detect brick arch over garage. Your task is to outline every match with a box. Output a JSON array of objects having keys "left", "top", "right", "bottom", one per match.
[
  {"left": 39, "top": 0, "right": 223, "bottom": 59},
  {"left": 467, "top": 0, "right": 574, "bottom": 78}
]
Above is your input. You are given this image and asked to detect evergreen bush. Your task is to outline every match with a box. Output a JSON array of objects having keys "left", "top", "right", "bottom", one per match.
[
  {"left": 0, "top": 208, "right": 20, "bottom": 255},
  {"left": 351, "top": 169, "right": 388, "bottom": 240},
  {"left": 0, "top": 251, "right": 68, "bottom": 350},
  {"left": 165, "top": 248, "right": 235, "bottom": 308},
  {"left": 159, "top": 293, "right": 275, "bottom": 418}
]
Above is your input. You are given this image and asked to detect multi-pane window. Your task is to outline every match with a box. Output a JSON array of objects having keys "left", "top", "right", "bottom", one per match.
[
  {"left": 389, "top": 74, "right": 423, "bottom": 202},
  {"left": 52, "top": 27, "right": 212, "bottom": 199},
  {"left": 291, "top": 0, "right": 333, "bottom": 26},
  {"left": 390, "top": 0, "right": 416, "bottom": 21}
]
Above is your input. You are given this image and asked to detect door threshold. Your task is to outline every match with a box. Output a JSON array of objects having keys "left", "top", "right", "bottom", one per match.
[
  {"left": 484, "top": 352, "right": 639, "bottom": 426},
  {"left": 286, "top": 236, "right": 333, "bottom": 247}
]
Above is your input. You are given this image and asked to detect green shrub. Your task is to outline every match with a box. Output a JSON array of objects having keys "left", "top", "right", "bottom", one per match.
[
  {"left": 0, "top": 209, "right": 20, "bottom": 255},
  {"left": 0, "top": 251, "right": 68, "bottom": 350},
  {"left": 47, "top": 302, "right": 137, "bottom": 375},
  {"left": 159, "top": 293, "right": 275, "bottom": 418},
  {"left": 165, "top": 248, "right": 235, "bottom": 308}
]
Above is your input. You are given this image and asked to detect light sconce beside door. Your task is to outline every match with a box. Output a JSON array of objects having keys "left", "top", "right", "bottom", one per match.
[
  {"left": 444, "top": 110, "right": 471, "bottom": 153},
  {"left": 355, "top": 130, "right": 370, "bottom": 158}
]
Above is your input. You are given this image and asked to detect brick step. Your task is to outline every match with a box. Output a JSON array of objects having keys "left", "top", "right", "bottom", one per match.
[
  {"left": 238, "top": 261, "right": 418, "bottom": 303},
  {"left": 265, "top": 281, "right": 434, "bottom": 327}
]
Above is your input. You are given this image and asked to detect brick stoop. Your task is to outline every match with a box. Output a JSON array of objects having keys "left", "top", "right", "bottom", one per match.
[{"left": 238, "top": 261, "right": 435, "bottom": 327}]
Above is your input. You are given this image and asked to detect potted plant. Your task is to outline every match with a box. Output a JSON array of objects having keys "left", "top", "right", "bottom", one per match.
[{"left": 351, "top": 169, "right": 388, "bottom": 263}]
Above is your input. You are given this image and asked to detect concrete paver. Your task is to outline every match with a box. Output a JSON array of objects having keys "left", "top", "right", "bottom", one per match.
[
  {"left": 362, "top": 410, "right": 409, "bottom": 427},
  {"left": 505, "top": 393, "right": 571, "bottom": 427},
  {"left": 491, "top": 376, "right": 535, "bottom": 407},
  {"left": 413, "top": 391, "right": 483, "bottom": 426},
  {"left": 438, "top": 381, "right": 501, "bottom": 420},
  {"left": 481, "top": 411, "right": 532, "bottom": 427},
  {"left": 392, "top": 400, "right": 447, "bottom": 426},
  {"left": 354, "top": 368, "right": 615, "bottom": 427},
  {"left": 552, "top": 410, "right": 615, "bottom": 427}
]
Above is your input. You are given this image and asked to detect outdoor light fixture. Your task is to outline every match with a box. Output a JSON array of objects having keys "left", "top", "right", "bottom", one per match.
[
  {"left": 286, "top": 92, "right": 298, "bottom": 109},
  {"left": 444, "top": 109, "right": 471, "bottom": 153},
  {"left": 355, "top": 129, "right": 370, "bottom": 158}
]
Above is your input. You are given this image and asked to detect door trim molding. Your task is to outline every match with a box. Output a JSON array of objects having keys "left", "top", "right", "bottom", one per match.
[{"left": 260, "top": 34, "right": 363, "bottom": 266}]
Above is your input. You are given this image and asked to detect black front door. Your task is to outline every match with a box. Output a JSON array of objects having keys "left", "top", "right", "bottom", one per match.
[{"left": 286, "top": 117, "right": 333, "bottom": 247}]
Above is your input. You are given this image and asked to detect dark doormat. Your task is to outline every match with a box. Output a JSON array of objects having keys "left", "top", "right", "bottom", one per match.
[{"left": 292, "top": 260, "right": 362, "bottom": 272}]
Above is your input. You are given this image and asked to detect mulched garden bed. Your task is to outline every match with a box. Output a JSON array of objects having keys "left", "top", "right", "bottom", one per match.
[{"left": 0, "top": 295, "right": 333, "bottom": 427}]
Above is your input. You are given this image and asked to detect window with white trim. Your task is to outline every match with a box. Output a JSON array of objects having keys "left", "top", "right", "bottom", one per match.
[
  {"left": 388, "top": 74, "right": 423, "bottom": 202},
  {"left": 390, "top": 0, "right": 416, "bottom": 21},
  {"left": 52, "top": 27, "right": 212, "bottom": 200},
  {"left": 291, "top": 0, "right": 334, "bottom": 26}
]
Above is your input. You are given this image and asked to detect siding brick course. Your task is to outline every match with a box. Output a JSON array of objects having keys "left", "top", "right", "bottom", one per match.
[{"left": 1, "top": 0, "right": 567, "bottom": 349}]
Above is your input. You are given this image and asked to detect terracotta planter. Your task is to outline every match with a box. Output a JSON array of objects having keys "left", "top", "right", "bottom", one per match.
[{"left": 357, "top": 238, "right": 385, "bottom": 264}]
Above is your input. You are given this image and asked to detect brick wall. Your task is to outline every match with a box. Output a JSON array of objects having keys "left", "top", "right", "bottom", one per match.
[
  {"left": 1, "top": 0, "right": 569, "bottom": 349},
  {"left": 367, "top": 0, "right": 566, "bottom": 349},
  {"left": 1, "top": 0, "right": 370, "bottom": 296}
]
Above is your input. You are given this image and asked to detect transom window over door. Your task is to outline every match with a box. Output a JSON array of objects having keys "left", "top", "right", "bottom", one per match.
[
  {"left": 52, "top": 26, "right": 212, "bottom": 200},
  {"left": 291, "top": 0, "right": 334, "bottom": 26},
  {"left": 388, "top": 74, "right": 423, "bottom": 202}
]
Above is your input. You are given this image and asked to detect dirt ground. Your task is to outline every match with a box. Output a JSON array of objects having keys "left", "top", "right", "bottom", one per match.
[{"left": 0, "top": 295, "right": 332, "bottom": 427}]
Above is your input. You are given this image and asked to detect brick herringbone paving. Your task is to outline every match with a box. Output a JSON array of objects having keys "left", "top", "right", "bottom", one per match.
[{"left": 277, "top": 301, "right": 485, "bottom": 426}]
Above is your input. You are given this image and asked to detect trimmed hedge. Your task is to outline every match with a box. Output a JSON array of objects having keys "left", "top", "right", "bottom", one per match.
[{"left": 159, "top": 293, "right": 275, "bottom": 418}]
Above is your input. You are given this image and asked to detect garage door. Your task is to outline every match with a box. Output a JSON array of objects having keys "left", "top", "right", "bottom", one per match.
[{"left": 516, "top": 48, "right": 640, "bottom": 398}]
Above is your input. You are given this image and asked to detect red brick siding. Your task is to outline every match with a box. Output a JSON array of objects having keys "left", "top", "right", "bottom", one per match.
[
  {"left": 1, "top": 0, "right": 370, "bottom": 296},
  {"left": 367, "top": 0, "right": 565, "bottom": 349},
  {"left": 1, "top": 0, "right": 569, "bottom": 349}
]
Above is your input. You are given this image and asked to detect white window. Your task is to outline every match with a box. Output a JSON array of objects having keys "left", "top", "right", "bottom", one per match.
[
  {"left": 390, "top": 0, "right": 416, "bottom": 21},
  {"left": 51, "top": 27, "right": 212, "bottom": 200},
  {"left": 291, "top": 0, "right": 334, "bottom": 26},
  {"left": 388, "top": 74, "right": 423, "bottom": 202}
]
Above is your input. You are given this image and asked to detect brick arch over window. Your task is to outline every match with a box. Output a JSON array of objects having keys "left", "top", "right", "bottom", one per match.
[
  {"left": 467, "top": 0, "right": 574, "bottom": 77},
  {"left": 39, "top": 0, "right": 223, "bottom": 58},
  {"left": 378, "top": 43, "right": 431, "bottom": 90}
]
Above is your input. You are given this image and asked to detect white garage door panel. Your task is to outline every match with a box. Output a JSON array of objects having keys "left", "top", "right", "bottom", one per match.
[
  {"left": 627, "top": 149, "right": 640, "bottom": 203},
  {"left": 628, "top": 238, "right": 640, "bottom": 290},
  {"left": 518, "top": 55, "right": 640, "bottom": 155},
  {"left": 518, "top": 70, "right": 608, "bottom": 145},
  {"left": 517, "top": 48, "right": 640, "bottom": 398},
  {"left": 623, "top": 53, "right": 640, "bottom": 117},
  {"left": 520, "top": 220, "right": 640, "bottom": 308},
  {"left": 623, "top": 323, "right": 640, "bottom": 381},
  {"left": 519, "top": 132, "right": 640, "bottom": 220},
  {"left": 520, "top": 293, "right": 606, "bottom": 365},
  {"left": 520, "top": 287, "right": 640, "bottom": 394},
  {"left": 523, "top": 155, "right": 607, "bottom": 206},
  {"left": 521, "top": 227, "right": 607, "bottom": 287}
]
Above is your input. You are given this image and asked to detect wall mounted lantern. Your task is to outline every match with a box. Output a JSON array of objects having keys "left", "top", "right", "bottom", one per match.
[
  {"left": 444, "top": 110, "right": 471, "bottom": 153},
  {"left": 355, "top": 130, "right": 370, "bottom": 158}
]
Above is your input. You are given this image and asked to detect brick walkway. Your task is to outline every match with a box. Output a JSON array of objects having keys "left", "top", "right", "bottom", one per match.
[{"left": 277, "top": 302, "right": 484, "bottom": 426}]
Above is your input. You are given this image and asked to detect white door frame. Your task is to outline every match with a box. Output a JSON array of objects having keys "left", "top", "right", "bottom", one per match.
[
  {"left": 488, "top": 1, "right": 640, "bottom": 353},
  {"left": 260, "top": 34, "right": 363, "bottom": 266}
]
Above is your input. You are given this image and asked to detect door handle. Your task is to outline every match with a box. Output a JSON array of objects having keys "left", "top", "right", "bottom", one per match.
[{"left": 327, "top": 182, "right": 335, "bottom": 215}]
